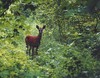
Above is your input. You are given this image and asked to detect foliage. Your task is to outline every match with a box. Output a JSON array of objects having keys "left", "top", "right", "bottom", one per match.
[{"left": 0, "top": 0, "right": 100, "bottom": 78}]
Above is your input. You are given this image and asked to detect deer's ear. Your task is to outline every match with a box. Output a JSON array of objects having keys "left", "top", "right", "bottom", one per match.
[
  {"left": 43, "top": 25, "right": 46, "bottom": 29},
  {"left": 36, "top": 25, "right": 39, "bottom": 29}
]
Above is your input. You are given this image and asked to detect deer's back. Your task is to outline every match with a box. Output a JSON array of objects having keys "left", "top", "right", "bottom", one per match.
[{"left": 25, "top": 35, "right": 40, "bottom": 47}]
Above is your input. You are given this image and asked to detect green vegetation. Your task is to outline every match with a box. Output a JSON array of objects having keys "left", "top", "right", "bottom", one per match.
[{"left": 0, "top": 0, "right": 100, "bottom": 78}]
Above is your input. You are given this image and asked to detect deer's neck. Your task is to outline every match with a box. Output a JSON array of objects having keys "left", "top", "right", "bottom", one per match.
[{"left": 38, "top": 33, "right": 42, "bottom": 41}]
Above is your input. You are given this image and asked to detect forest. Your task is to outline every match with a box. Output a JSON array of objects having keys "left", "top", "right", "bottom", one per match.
[{"left": 0, "top": 0, "right": 100, "bottom": 78}]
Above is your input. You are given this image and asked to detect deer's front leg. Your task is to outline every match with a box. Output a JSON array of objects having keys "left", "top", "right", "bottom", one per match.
[
  {"left": 32, "top": 47, "right": 34, "bottom": 59},
  {"left": 36, "top": 46, "right": 39, "bottom": 55}
]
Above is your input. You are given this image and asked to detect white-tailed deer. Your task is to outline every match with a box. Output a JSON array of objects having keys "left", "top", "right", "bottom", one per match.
[{"left": 25, "top": 25, "right": 46, "bottom": 59}]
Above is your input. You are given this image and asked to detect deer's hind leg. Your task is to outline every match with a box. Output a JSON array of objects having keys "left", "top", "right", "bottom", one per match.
[
  {"left": 26, "top": 44, "right": 29, "bottom": 55},
  {"left": 29, "top": 46, "right": 31, "bottom": 56}
]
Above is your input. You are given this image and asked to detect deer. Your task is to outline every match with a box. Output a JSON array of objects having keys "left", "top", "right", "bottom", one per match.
[{"left": 25, "top": 25, "right": 46, "bottom": 59}]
